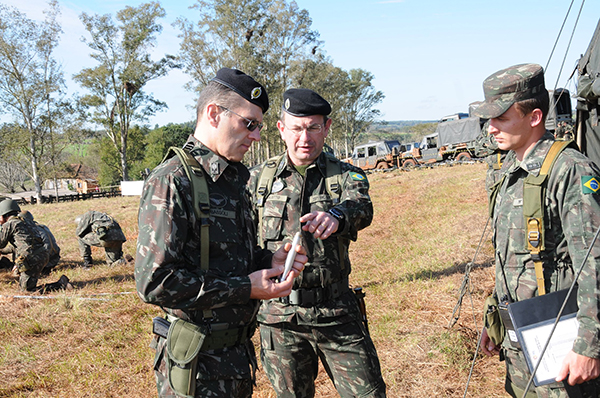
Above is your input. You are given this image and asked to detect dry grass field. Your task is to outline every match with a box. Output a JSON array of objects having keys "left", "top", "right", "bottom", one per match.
[{"left": 0, "top": 162, "right": 509, "bottom": 397}]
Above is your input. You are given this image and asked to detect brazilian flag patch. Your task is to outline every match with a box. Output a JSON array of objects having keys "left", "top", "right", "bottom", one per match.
[
  {"left": 582, "top": 176, "right": 600, "bottom": 194},
  {"left": 351, "top": 172, "right": 366, "bottom": 181}
]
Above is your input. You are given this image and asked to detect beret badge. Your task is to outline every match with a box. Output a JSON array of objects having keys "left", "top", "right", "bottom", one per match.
[{"left": 251, "top": 87, "right": 262, "bottom": 99}]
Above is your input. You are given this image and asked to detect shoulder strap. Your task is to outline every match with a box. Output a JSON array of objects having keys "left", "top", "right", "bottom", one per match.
[
  {"left": 324, "top": 154, "right": 342, "bottom": 204},
  {"left": 163, "top": 147, "right": 210, "bottom": 272},
  {"left": 523, "top": 140, "right": 576, "bottom": 295},
  {"left": 255, "top": 154, "right": 285, "bottom": 248},
  {"left": 324, "top": 154, "right": 345, "bottom": 270}
]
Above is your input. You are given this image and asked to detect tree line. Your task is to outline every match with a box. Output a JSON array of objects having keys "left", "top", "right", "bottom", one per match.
[{"left": 0, "top": 0, "right": 384, "bottom": 201}]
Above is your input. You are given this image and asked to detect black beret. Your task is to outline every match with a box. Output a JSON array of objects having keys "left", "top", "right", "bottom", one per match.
[
  {"left": 283, "top": 88, "right": 331, "bottom": 117},
  {"left": 212, "top": 68, "right": 269, "bottom": 113}
]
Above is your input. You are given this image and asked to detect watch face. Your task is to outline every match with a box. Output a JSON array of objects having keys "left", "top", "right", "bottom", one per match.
[{"left": 330, "top": 208, "right": 344, "bottom": 220}]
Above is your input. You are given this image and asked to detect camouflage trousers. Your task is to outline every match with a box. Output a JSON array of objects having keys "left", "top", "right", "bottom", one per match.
[
  {"left": 78, "top": 237, "right": 123, "bottom": 265},
  {"left": 260, "top": 320, "right": 386, "bottom": 398},
  {"left": 151, "top": 335, "right": 254, "bottom": 398},
  {"left": 504, "top": 348, "right": 600, "bottom": 397},
  {"left": 16, "top": 251, "right": 49, "bottom": 292}
]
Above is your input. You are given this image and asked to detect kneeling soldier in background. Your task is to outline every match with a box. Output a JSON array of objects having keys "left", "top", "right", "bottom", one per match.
[{"left": 0, "top": 199, "right": 48, "bottom": 291}]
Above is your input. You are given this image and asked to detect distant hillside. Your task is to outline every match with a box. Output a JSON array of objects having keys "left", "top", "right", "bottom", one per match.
[{"left": 375, "top": 120, "right": 437, "bottom": 128}]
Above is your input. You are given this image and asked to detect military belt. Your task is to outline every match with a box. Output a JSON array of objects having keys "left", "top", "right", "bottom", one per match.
[
  {"left": 161, "top": 315, "right": 256, "bottom": 350},
  {"left": 279, "top": 277, "right": 349, "bottom": 307}
]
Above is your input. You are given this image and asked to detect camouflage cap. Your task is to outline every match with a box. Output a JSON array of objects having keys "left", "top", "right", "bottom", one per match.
[{"left": 472, "top": 63, "right": 547, "bottom": 119}]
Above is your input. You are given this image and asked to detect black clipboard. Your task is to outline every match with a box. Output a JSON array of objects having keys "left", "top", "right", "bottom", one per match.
[{"left": 506, "top": 287, "right": 579, "bottom": 386}]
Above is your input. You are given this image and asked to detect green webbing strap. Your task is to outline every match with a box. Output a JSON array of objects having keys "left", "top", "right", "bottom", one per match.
[
  {"left": 163, "top": 147, "right": 212, "bottom": 320},
  {"left": 523, "top": 140, "right": 575, "bottom": 296},
  {"left": 256, "top": 154, "right": 285, "bottom": 248},
  {"left": 488, "top": 174, "right": 506, "bottom": 219},
  {"left": 324, "top": 154, "right": 345, "bottom": 269},
  {"left": 324, "top": 154, "right": 342, "bottom": 204}
]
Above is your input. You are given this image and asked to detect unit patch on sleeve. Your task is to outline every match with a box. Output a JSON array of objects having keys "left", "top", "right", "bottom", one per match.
[
  {"left": 582, "top": 176, "right": 600, "bottom": 194},
  {"left": 351, "top": 172, "right": 366, "bottom": 181}
]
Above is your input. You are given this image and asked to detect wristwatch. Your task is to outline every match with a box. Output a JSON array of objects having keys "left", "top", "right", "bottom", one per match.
[{"left": 328, "top": 207, "right": 345, "bottom": 223}]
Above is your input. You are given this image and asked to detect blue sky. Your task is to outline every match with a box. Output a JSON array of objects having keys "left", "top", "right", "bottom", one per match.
[{"left": 3, "top": 0, "right": 600, "bottom": 126}]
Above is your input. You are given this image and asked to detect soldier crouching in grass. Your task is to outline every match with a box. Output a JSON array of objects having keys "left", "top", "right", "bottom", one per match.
[
  {"left": 0, "top": 199, "right": 48, "bottom": 291},
  {"left": 75, "top": 210, "right": 127, "bottom": 269}
]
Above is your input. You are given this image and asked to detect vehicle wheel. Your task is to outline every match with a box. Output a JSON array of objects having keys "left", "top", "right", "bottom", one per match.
[
  {"left": 402, "top": 159, "right": 417, "bottom": 168},
  {"left": 456, "top": 152, "right": 472, "bottom": 161},
  {"left": 376, "top": 162, "right": 389, "bottom": 169}
]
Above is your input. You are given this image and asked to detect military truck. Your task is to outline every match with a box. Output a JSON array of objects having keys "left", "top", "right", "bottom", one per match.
[
  {"left": 345, "top": 140, "right": 403, "bottom": 170},
  {"left": 399, "top": 116, "right": 482, "bottom": 167}
]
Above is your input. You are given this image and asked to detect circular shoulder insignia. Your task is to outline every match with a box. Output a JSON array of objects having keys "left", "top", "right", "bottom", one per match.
[
  {"left": 251, "top": 87, "right": 262, "bottom": 99},
  {"left": 285, "top": 98, "right": 290, "bottom": 110},
  {"left": 272, "top": 180, "right": 285, "bottom": 193}
]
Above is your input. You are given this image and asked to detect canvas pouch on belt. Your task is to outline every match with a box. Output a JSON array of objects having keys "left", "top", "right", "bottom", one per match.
[
  {"left": 166, "top": 318, "right": 207, "bottom": 398},
  {"left": 484, "top": 294, "right": 505, "bottom": 346}
]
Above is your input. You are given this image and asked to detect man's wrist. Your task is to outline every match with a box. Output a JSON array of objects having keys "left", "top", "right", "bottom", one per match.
[{"left": 328, "top": 208, "right": 346, "bottom": 230}]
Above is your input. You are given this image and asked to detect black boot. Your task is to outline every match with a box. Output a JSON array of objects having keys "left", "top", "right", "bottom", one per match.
[{"left": 41, "top": 275, "right": 73, "bottom": 293}]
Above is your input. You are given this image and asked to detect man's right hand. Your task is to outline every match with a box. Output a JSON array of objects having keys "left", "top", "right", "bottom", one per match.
[
  {"left": 249, "top": 267, "right": 295, "bottom": 300},
  {"left": 481, "top": 327, "right": 500, "bottom": 357}
]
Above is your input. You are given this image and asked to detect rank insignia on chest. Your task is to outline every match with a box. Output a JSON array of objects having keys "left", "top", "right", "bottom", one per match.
[
  {"left": 582, "top": 176, "right": 600, "bottom": 194},
  {"left": 272, "top": 180, "right": 285, "bottom": 193},
  {"left": 351, "top": 172, "right": 365, "bottom": 181}
]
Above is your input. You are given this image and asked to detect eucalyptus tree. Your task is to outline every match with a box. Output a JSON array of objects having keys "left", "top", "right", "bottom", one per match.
[
  {"left": 337, "top": 69, "right": 385, "bottom": 156},
  {"left": 176, "top": 0, "right": 321, "bottom": 163},
  {"left": 0, "top": 0, "right": 62, "bottom": 202},
  {"left": 288, "top": 56, "right": 350, "bottom": 155},
  {"left": 0, "top": 123, "right": 29, "bottom": 193},
  {"left": 74, "top": 2, "right": 177, "bottom": 181}
]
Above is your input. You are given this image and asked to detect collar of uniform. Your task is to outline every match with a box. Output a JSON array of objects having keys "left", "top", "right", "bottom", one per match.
[
  {"left": 281, "top": 151, "right": 328, "bottom": 178},
  {"left": 517, "top": 131, "right": 556, "bottom": 177},
  {"left": 184, "top": 135, "right": 232, "bottom": 182}
]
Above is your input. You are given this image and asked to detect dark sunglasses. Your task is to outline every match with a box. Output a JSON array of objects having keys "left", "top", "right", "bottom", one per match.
[{"left": 217, "top": 105, "right": 263, "bottom": 132}]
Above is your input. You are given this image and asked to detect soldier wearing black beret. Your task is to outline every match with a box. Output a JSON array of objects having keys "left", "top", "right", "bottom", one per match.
[
  {"left": 136, "top": 69, "right": 308, "bottom": 398},
  {"left": 249, "top": 88, "right": 387, "bottom": 397}
]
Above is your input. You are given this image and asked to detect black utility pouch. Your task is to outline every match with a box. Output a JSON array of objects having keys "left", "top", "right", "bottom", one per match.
[
  {"left": 166, "top": 318, "right": 207, "bottom": 398},
  {"left": 498, "top": 300, "right": 521, "bottom": 349}
]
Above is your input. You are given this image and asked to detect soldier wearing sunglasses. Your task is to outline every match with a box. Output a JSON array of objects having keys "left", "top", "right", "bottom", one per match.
[{"left": 135, "top": 68, "right": 307, "bottom": 398}]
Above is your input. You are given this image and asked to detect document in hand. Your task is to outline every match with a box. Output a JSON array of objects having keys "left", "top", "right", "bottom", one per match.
[{"left": 508, "top": 288, "right": 579, "bottom": 386}]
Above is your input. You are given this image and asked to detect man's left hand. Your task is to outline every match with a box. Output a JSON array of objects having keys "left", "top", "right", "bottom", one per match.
[
  {"left": 556, "top": 350, "right": 600, "bottom": 385},
  {"left": 300, "top": 211, "right": 338, "bottom": 240}
]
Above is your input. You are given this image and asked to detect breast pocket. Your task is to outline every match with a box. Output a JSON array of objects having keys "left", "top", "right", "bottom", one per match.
[
  {"left": 263, "top": 195, "right": 288, "bottom": 240},
  {"left": 309, "top": 194, "right": 332, "bottom": 213}
]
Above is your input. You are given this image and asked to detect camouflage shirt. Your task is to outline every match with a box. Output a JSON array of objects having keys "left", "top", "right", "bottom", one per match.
[
  {"left": 248, "top": 151, "right": 373, "bottom": 325},
  {"left": 0, "top": 215, "right": 48, "bottom": 266},
  {"left": 135, "top": 135, "right": 270, "bottom": 327},
  {"left": 76, "top": 211, "right": 126, "bottom": 243},
  {"left": 493, "top": 132, "right": 600, "bottom": 358}
]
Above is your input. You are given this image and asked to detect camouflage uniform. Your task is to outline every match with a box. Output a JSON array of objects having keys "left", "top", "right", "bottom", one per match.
[
  {"left": 21, "top": 211, "right": 60, "bottom": 271},
  {"left": 0, "top": 214, "right": 49, "bottom": 291},
  {"left": 76, "top": 210, "right": 126, "bottom": 266},
  {"left": 492, "top": 132, "right": 600, "bottom": 397},
  {"left": 248, "top": 151, "right": 386, "bottom": 397},
  {"left": 474, "top": 120, "right": 509, "bottom": 194},
  {"left": 135, "top": 136, "right": 271, "bottom": 398}
]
